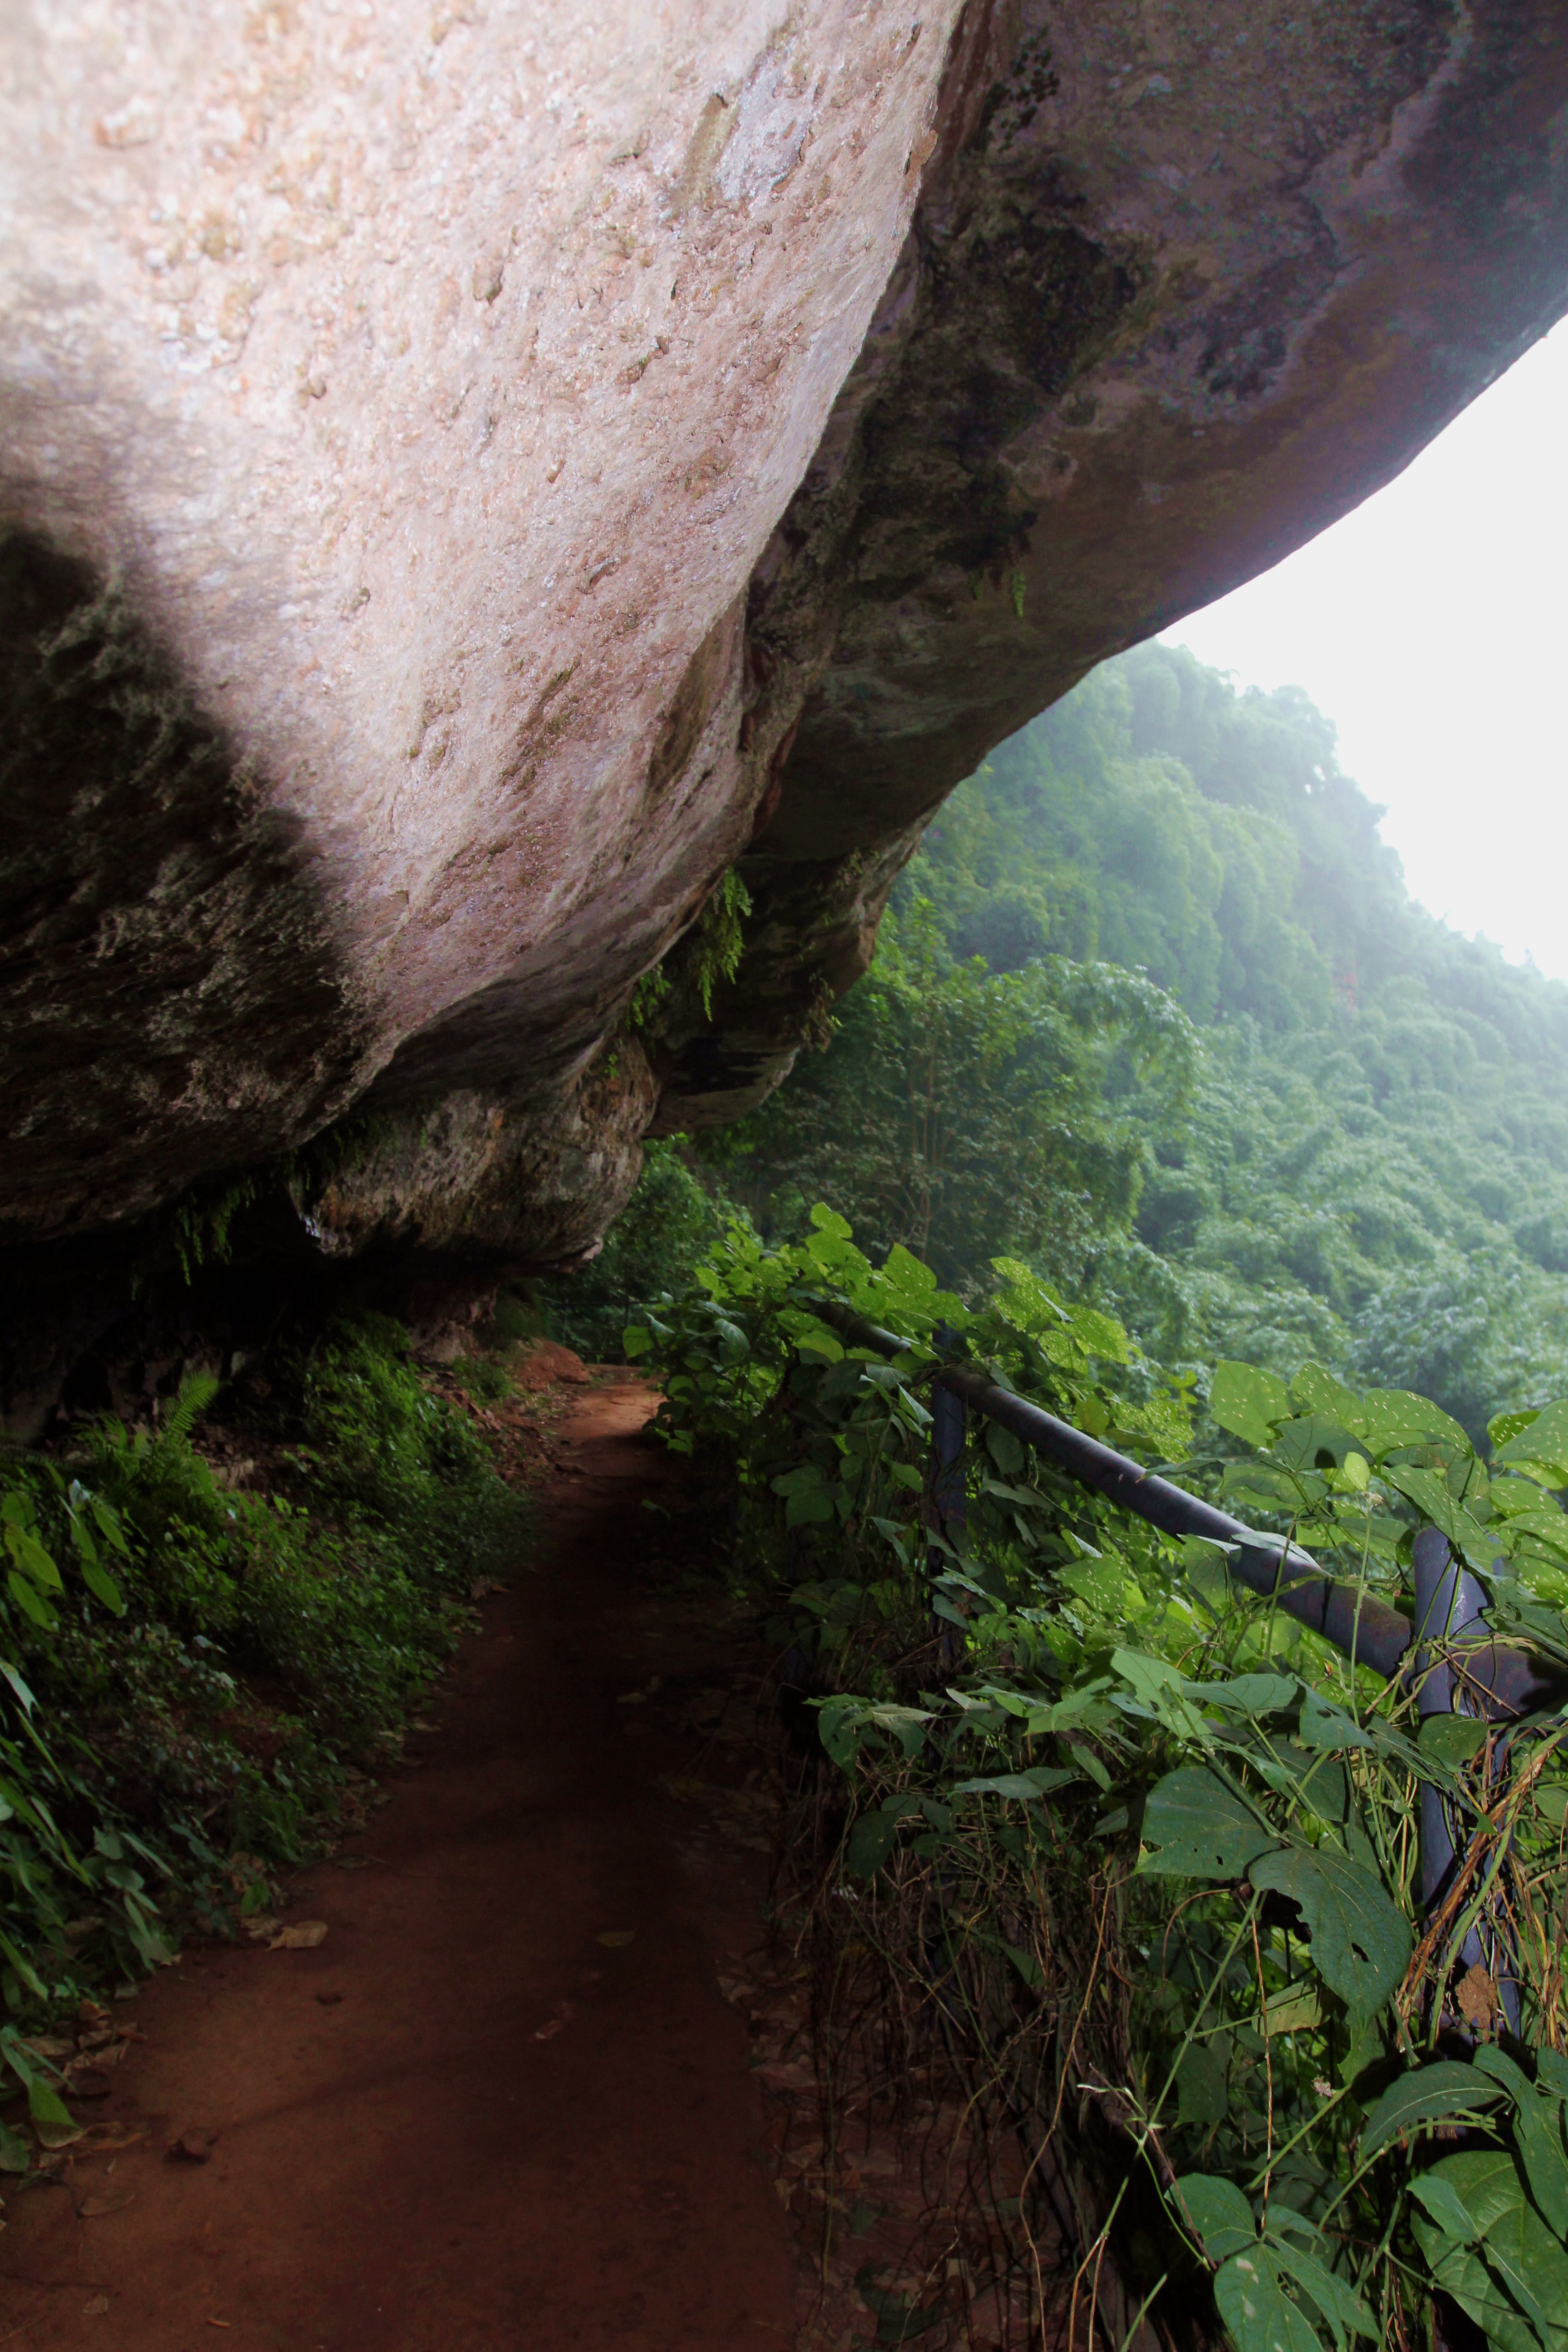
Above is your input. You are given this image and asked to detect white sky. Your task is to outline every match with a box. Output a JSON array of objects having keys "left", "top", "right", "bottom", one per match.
[{"left": 1161, "top": 316, "right": 1568, "bottom": 982}]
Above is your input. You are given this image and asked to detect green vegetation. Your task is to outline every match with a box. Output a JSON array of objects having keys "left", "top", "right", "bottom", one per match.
[
  {"left": 630, "top": 863, "right": 754, "bottom": 1032},
  {"left": 541, "top": 1138, "right": 745, "bottom": 1361},
  {"left": 631, "top": 1214, "right": 1568, "bottom": 2352},
  {"left": 598, "top": 645, "right": 1568, "bottom": 2347},
  {"left": 0, "top": 1312, "right": 526, "bottom": 2160},
  {"left": 700, "top": 643, "right": 1568, "bottom": 1434}
]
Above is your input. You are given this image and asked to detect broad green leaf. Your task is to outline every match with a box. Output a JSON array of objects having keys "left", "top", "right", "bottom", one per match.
[
  {"left": 1384, "top": 1465, "right": 1495, "bottom": 1572},
  {"left": 1004, "top": 1941, "right": 1044, "bottom": 1989},
  {"left": 0, "top": 1659, "right": 35, "bottom": 1715},
  {"left": 1470, "top": 2050, "right": 1568, "bottom": 2237},
  {"left": 1266, "top": 2232, "right": 1377, "bottom": 2345},
  {"left": 1270, "top": 1414, "right": 1365, "bottom": 1474},
  {"left": 846, "top": 1810, "right": 900, "bottom": 1879},
  {"left": 1411, "top": 2225, "right": 1545, "bottom": 2352},
  {"left": 1361, "top": 2063, "right": 1509, "bottom": 2159},
  {"left": 5, "top": 1525, "right": 62, "bottom": 1592},
  {"left": 880, "top": 1241, "right": 935, "bottom": 1295},
  {"left": 1290, "top": 1363, "right": 1366, "bottom": 1431},
  {"left": 622, "top": 1326, "right": 652, "bottom": 1359},
  {"left": 28, "top": 2078, "right": 74, "bottom": 2131},
  {"left": 1410, "top": 2169, "right": 1482, "bottom": 2244},
  {"left": 1176, "top": 2043, "right": 1230, "bottom": 2129},
  {"left": 1112, "top": 1647, "right": 1213, "bottom": 1740},
  {"left": 7, "top": 1570, "right": 57, "bottom": 1631},
  {"left": 1473, "top": 2045, "right": 1534, "bottom": 2105},
  {"left": 1261, "top": 1984, "right": 1322, "bottom": 2036},
  {"left": 79, "top": 1557, "right": 125, "bottom": 1614},
  {"left": 1068, "top": 1303, "right": 1132, "bottom": 1365},
  {"left": 1517, "top": 2102, "right": 1568, "bottom": 2239},
  {"left": 1298, "top": 1690, "right": 1375, "bottom": 1752},
  {"left": 1419, "top": 1712, "right": 1491, "bottom": 1767},
  {"left": 90, "top": 1496, "right": 130, "bottom": 1556},
  {"left": 0, "top": 2120, "right": 30, "bottom": 2172},
  {"left": 770, "top": 1463, "right": 837, "bottom": 1527},
  {"left": 1361, "top": 1389, "right": 1473, "bottom": 1460},
  {"left": 985, "top": 1421, "right": 1025, "bottom": 1476},
  {"left": 1495, "top": 1399, "right": 1568, "bottom": 1471},
  {"left": 1214, "top": 2249, "right": 1319, "bottom": 2352},
  {"left": 1250, "top": 1845, "right": 1409, "bottom": 2022},
  {"left": 1210, "top": 1361, "right": 1290, "bottom": 1448},
  {"left": 1139, "top": 1765, "right": 1278, "bottom": 1880},
  {"left": 1184, "top": 1672, "right": 1298, "bottom": 1718},
  {"left": 1429, "top": 2149, "right": 1568, "bottom": 2344},
  {"left": 1173, "top": 2172, "right": 1254, "bottom": 2260},
  {"left": 1491, "top": 1408, "right": 1543, "bottom": 1451},
  {"left": 1220, "top": 1460, "right": 1314, "bottom": 1511},
  {"left": 950, "top": 1768, "right": 1077, "bottom": 1803},
  {"left": 860, "top": 1704, "right": 934, "bottom": 1756}
]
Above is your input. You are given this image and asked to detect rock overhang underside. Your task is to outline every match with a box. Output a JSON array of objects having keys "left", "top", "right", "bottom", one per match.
[{"left": 3, "top": 0, "right": 1567, "bottom": 1339}]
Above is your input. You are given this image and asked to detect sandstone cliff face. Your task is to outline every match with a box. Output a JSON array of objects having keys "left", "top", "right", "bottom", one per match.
[
  {"left": 4, "top": 0, "right": 1568, "bottom": 1295},
  {"left": 1, "top": 0, "right": 962, "bottom": 1255}
]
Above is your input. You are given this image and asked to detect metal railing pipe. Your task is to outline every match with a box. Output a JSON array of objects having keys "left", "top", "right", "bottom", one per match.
[{"left": 807, "top": 1297, "right": 1565, "bottom": 1715}]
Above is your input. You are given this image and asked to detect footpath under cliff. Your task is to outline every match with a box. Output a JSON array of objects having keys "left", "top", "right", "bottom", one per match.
[{"left": 0, "top": 1381, "right": 797, "bottom": 2351}]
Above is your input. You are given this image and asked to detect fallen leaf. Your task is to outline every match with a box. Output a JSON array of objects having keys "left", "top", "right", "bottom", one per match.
[
  {"left": 315, "top": 1991, "right": 345, "bottom": 2007},
  {"left": 35, "top": 2117, "right": 86, "bottom": 2151},
  {"left": 269, "top": 1921, "right": 328, "bottom": 1950},
  {"left": 597, "top": 1931, "right": 635, "bottom": 1948},
  {"left": 243, "top": 1915, "right": 281, "bottom": 1942},
  {"left": 78, "top": 2191, "right": 137, "bottom": 2217},
  {"left": 208, "top": 2321, "right": 230, "bottom": 2330},
  {"left": 1457, "top": 1960, "right": 1498, "bottom": 2029},
  {"left": 168, "top": 2129, "right": 220, "bottom": 2163},
  {"left": 83, "top": 2296, "right": 109, "bottom": 2316},
  {"left": 534, "top": 2019, "right": 562, "bottom": 2040},
  {"left": 470, "top": 1577, "right": 506, "bottom": 1598},
  {"left": 81, "top": 2123, "right": 148, "bottom": 2153},
  {"left": 68, "top": 2070, "right": 114, "bottom": 2101}
]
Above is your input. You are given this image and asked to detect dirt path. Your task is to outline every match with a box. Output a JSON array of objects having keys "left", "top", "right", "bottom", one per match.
[{"left": 2, "top": 1382, "right": 797, "bottom": 2352}]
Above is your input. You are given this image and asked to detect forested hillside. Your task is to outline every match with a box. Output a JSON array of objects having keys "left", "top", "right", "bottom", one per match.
[{"left": 589, "top": 643, "right": 1568, "bottom": 1435}]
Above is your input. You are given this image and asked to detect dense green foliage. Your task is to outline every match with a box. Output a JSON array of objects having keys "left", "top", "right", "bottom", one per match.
[
  {"left": 0, "top": 1313, "right": 526, "bottom": 2156},
  {"left": 633, "top": 1215, "right": 1568, "bottom": 2352},
  {"left": 541, "top": 1139, "right": 745, "bottom": 1361},
  {"left": 699, "top": 644, "right": 1568, "bottom": 1434},
  {"left": 563, "top": 642, "right": 1568, "bottom": 2347},
  {"left": 703, "top": 902, "right": 1193, "bottom": 1296}
]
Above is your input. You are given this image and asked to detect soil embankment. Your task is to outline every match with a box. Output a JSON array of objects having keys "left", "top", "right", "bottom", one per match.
[{"left": 0, "top": 1380, "right": 796, "bottom": 2351}]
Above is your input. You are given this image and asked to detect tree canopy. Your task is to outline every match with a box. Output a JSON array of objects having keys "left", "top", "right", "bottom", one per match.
[{"left": 698, "top": 642, "right": 1568, "bottom": 1431}]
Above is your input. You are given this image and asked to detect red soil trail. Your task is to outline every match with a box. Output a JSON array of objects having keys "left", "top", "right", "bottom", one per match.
[{"left": 2, "top": 1381, "right": 796, "bottom": 2352}]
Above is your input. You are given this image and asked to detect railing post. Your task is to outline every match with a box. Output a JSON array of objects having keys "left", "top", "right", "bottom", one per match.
[{"left": 1411, "top": 1524, "right": 1518, "bottom": 2036}]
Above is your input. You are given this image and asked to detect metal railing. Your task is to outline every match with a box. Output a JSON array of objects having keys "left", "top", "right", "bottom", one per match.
[{"left": 811, "top": 1297, "right": 1568, "bottom": 2029}]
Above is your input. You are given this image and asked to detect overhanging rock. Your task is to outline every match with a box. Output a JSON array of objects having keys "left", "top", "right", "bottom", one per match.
[{"left": 3, "top": 0, "right": 1567, "bottom": 1281}]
